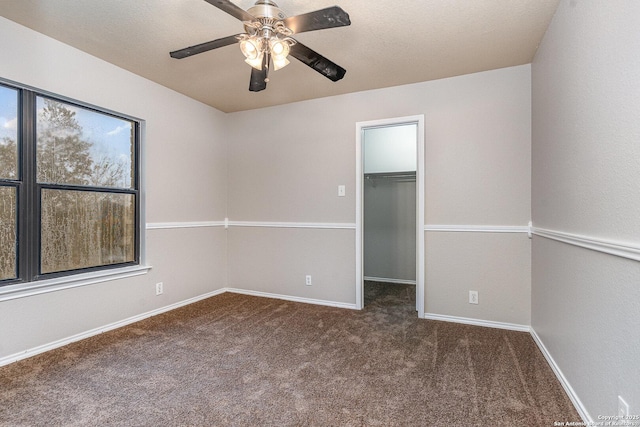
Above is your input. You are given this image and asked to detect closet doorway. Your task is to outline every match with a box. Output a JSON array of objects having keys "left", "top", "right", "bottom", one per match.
[{"left": 355, "top": 115, "right": 425, "bottom": 317}]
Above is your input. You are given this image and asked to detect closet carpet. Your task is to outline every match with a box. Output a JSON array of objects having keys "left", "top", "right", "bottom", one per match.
[{"left": 0, "top": 282, "right": 579, "bottom": 426}]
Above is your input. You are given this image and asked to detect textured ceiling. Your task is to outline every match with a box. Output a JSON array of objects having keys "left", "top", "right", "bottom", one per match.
[{"left": 0, "top": 0, "right": 560, "bottom": 113}]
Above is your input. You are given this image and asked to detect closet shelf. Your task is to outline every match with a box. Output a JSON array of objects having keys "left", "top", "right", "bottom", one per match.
[{"left": 364, "top": 171, "right": 416, "bottom": 182}]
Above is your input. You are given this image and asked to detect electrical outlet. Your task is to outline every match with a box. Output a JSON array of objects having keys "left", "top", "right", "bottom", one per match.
[
  {"left": 618, "top": 396, "right": 629, "bottom": 418},
  {"left": 469, "top": 290, "right": 478, "bottom": 304},
  {"left": 155, "top": 282, "right": 163, "bottom": 295},
  {"left": 305, "top": 275, "right": 312, "bottom": 286}
]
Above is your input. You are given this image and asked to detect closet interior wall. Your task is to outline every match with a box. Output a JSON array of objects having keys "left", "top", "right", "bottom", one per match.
[{"left": 363, "top": 172, "right": 417, "bottom": 284}]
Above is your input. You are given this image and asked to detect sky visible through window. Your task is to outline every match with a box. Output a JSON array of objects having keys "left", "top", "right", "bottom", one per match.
[
  {"left": 0, "top": 87, "right": 133, "bottom": 187},
  {"left": 0, "top": 86, "right": 17, "bottom": 143}
]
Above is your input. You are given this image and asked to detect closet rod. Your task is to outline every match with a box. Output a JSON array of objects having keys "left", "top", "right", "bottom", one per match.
[{"left": 365, "top": 171, "right": 416, "bottom": 180}]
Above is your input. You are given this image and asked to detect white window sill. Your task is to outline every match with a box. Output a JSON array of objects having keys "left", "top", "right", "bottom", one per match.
[{"left": 0, "top": 265, "right": 152, "bottom": 302}]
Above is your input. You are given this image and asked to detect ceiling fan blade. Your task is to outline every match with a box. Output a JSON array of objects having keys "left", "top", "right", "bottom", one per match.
[
  {"left": 170, "top": 34, "right": 242, "bottom": 59},
  {"left": 203, "top": 0, "right": 255, "bottom": 22},
  {"left": 249, "top": 53, "right": 270, "bottom": 92},
  {"left": 289, "top": 41, "right": 346, "bottom": 82},
  {"left": 249, "top": 68, "right": 267, "bottom": 92},
  {"left": 283, "top": 6, "right": 351, "bottom": 34}
]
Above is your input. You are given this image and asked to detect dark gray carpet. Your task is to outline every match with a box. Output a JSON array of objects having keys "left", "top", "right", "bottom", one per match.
[{"left": 0, "top": 282, "right": 579, "bottom": 426}]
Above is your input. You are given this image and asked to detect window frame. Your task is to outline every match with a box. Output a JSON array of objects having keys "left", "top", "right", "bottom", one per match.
[{"left": 0, "top": 78, "right": 146, "bottom": 292}]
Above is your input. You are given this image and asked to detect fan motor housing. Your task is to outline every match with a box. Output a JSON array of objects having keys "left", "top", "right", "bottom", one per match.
[{"left": 248, "top": 0, "right": 286, "bottom": 20}]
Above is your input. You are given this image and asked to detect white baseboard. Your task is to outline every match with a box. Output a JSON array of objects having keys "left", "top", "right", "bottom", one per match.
[
  {"left": 225, "top": 287, "right": 358, "bottom": 310},
  {"left": 364, "top": 276, "right": 416, "bottom": 285},
  {"left": 423, "top": 312, "right": 531, "bottom": 332},
  {"left": 529, "top": 327, "right": 591, "bottom": 424},
  {"left": 0, "top": 288, "right": 227, "bottom": 368}
]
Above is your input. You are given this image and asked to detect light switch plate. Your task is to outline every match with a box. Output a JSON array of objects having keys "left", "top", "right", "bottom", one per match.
[{"left": 338, "top": 185, "right": 346, "bottom": 197}]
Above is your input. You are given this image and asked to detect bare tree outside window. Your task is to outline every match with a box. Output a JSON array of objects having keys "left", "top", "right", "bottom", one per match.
[
  {"left": 40, "top": 190, "right": 135, "bottom": 273},
  {"left": 0, "top": 187, "right": 16, "bottom": 280},
  {"left": 0, "top": 136, "right": 17, "bottom": 179},
  {"left": 36, "top": 98, "right": 134, "bottom": 188},
  {"left": 36, "top": 97, "right": 136, "bottom": 275}
]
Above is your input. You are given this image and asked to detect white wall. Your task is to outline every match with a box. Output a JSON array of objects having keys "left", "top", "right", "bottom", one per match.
[
  {"left": 226, "top": 65, "right": 532, "bottom": 324},
  {"left": 532, "top": 0, "right": 640, "bottom": 420},
  {"left": 0, "top": 18, "right": 228, "bottom": 360}
]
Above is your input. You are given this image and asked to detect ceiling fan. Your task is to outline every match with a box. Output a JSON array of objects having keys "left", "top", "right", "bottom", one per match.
[{"left": 170, "top": 0, "right": 351, "bottom": 92}]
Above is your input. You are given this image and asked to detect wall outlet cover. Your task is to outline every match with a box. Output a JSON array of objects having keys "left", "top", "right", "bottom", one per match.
[{"left": 469, "top": 290, "right": 479, "bottom": 304}]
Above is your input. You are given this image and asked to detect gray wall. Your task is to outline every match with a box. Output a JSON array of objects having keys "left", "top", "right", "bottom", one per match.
[
  {"left": 364, "top": 177, "right": 416, "bottom": 283},
  {"left": 227, "top": 64, "right": 532, "bottom": 324},
  {"left": 0, "top": 17, "right": 228, "bottom": 360},
  {"left": 532, "top": 1, "right": 640, "bottom": 420}
]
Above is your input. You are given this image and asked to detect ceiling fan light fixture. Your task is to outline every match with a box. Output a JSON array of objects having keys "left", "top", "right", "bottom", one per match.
[
  {"left": 170, "top": 1, "right": 351, "bottom": 92},
  {"left": 269, "top": 38, "right": 289, "bottom": 58},
  {"left": 269, "top": 38, "right": 290, "bottom": 70},
  {"left": 240, "top": 37, "right": 262, "bottom": 60},
  {"left": 244, "top": 53, "right": 264, "bottom": 70},
  {"left": 272, "top": 56, "right": 290, "bottom": 70}
]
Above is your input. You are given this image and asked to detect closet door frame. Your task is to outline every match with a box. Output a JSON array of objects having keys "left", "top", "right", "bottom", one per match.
[{"left": 355, "top": 115, "right": 425, "bottom": 317}]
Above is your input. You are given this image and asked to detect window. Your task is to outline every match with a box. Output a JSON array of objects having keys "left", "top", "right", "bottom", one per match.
[
  {"left": 0, "top": 82, "right": 140, "bottom": 286},
  {"left": 0, "top": 85, "right": 18, "bottom": 281}
]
